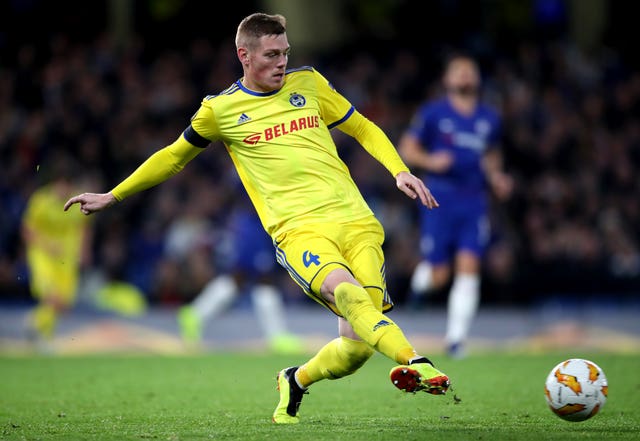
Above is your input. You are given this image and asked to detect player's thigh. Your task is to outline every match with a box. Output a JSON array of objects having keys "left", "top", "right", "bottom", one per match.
[
  {"left": 343, "top": 217, "right": 390, "bottom": 312},
  {"left": 274, "top": 225, "right": 350, "bottom": 315}
]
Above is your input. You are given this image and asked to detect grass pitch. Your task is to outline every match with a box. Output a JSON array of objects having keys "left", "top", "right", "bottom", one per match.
[{"left": 1, "top": 351, "right": 639, "bottom": 440}]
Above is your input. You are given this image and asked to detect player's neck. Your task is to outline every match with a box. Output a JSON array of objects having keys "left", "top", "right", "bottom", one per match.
[{"left": 448, "top": 94, "right": 477, "bottom": 116}]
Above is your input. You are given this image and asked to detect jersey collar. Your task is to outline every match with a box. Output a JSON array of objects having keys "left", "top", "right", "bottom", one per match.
[{"left": 236, "top": 79, "right": 281, "bottom": 97}]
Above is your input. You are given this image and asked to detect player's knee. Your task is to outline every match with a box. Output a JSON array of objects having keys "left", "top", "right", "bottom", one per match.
[
  {"left": 364, "top": 287, "right": 384, "bottom": 312},
  {"left": 334, "top": 282, "right": 370, "bottom": 316}
]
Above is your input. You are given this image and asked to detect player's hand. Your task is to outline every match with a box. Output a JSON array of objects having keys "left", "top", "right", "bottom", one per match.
[
  {"left": 489, "top": 172, "right": 514, "bottom": 201},
  {"left": 426, "top": 151, "right": 454, "bottom": 173},
  {"left": 395, "top": 171, "right": 439, "bottom": 209},
  {"left": 63, "top": 192, "right": 117, "bottom": 215}
]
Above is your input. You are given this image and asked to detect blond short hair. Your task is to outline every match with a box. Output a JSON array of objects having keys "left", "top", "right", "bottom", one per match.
[{"left": 235, "top": 13, "right": 286, "bottom": 50}]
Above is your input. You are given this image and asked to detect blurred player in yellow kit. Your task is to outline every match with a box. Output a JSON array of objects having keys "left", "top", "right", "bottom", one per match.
[
  {"left": 64, "top": 13, "right": 450, "bottom": 423},
  {"left": 22, "top": 157, "right": 92, "bottom": 341}
]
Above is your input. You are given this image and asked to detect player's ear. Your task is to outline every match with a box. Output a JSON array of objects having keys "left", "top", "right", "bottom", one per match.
[{"left": 238, "top": 47, "right": 249, "bottom": 64}]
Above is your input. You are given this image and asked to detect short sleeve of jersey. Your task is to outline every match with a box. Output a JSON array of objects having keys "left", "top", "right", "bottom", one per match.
[
  {"left": 187, "top": 99, "right": 220, "bottom": 145},
  {"left": 313, "top": 69, "right": 355, "bottom": 128}
]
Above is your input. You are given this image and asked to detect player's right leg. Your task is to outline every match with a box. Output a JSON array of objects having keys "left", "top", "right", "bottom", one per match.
[
  {"left": 178, "top": 274, "right": 237, "bottom": 344},
  {"left": 410, "top": 260, "right": 434, "bottom": 295},
  {"left": 251, "top": 283, "right": 304, "bottom": 354}
]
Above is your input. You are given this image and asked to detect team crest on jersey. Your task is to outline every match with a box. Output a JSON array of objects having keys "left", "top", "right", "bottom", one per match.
[{"left": 289, "top": 92, "right": 306, "bottom": 108}]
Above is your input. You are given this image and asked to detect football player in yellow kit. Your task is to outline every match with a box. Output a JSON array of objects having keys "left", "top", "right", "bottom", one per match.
[
  {"left": 64, "top": 12, "right": 450, "bottom": 423},
  {"left": 23, "top": 158, "right": 92, "bottom": 342}
]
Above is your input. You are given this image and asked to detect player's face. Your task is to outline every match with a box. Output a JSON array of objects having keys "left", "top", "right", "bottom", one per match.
[
  {"left": 444, "top": 58, "right": 480, "bottom": 95},
  {"left": 241, "top": 33, "right": 290, "bottom": 92}
]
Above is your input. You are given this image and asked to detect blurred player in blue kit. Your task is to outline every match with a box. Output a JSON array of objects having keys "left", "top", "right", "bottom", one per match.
[
  {"left": 178, "top": 199, "right": 303, "bottom": 354},
  {"left": 399, "top": 54, "right": 512, "bottom": 358}
]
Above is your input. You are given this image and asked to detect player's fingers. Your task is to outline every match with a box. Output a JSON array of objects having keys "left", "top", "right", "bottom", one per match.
[
  {"left": 398, "top": 181, "right": 418, "bottom": 200},
  {"left": 426, "top": 189, "right": 439, "bottom": 208},
  {"left": 415, "top": 180, "right": 439, "bottom": 208},
  {"left": 410, "top": 179, "right": 428, "bottom": 206},
  {"left": 63, "top": 195, "right": 83, "bottom": 211},
  {"left": 425, "top": 191, "right": 439, "bottom": 208}
]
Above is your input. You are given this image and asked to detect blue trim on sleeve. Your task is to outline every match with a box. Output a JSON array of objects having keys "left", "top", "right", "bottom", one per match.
[
  {"left": 327, "top": 106, "right": 355, "bottom": 130},
  {"left": 183, "top": 125, "right": 210, "bottom": 148}
]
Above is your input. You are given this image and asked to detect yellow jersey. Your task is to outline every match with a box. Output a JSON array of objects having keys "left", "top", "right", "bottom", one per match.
[
  {"left": 186, "top": 67, "right": 407, "bottom": 238},
  {"left": 23, "top": 183, "right": 88, "bottom": 260}
]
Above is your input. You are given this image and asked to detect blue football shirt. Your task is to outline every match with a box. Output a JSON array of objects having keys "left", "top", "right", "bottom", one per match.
[{"left": 407, "top": 97, "right": 501, "bottom": 200}]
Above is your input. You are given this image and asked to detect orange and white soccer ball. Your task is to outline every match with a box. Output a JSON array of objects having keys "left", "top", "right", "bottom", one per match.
[{"left": 544, "top": 358, "right": 608, "bottom": 422}]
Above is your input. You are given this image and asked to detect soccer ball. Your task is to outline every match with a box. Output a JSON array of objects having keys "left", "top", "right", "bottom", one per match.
[{"left": 544, "top": 358, "right": 608, "bottom": 422}]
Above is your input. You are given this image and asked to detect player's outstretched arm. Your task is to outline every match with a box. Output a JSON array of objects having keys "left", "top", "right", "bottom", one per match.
[
  {"left": 64, "top": 192, "right": 117, "bottom": 215},
  {"left": 63, "top": 136, "right": 204, "bottom": 215},
  {"left": 395, "top": 171, "right": 439, "bottom": 209}
]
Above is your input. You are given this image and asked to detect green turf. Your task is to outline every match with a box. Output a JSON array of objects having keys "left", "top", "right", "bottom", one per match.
[{"left": 1, "top": 351, "right": 638, "bottom": 440}]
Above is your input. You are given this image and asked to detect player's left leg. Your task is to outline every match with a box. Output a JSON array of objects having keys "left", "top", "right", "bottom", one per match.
[
  {"left": 445, "top": 211, "right": 489, "bottom": 358},
  {"left": 327, "top": 273, "right": 449, "bottom": 394},
  {"left": 445, "top": 251, "right": 481, "bottom": 358},
  {"left": 273, "top": 333, "right": 373, "bottom": 424},
  {"left": 333, "top": 218, "right": 449, "bottom": 394}
]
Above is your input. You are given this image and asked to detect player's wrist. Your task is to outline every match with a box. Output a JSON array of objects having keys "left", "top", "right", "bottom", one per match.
[{"left": 108, "top": 189, "right": 123, "bottom": 203}]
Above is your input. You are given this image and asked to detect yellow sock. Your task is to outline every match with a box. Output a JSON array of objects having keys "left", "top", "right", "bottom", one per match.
[
  {"left": 32, "top": 304, "right": 57, "bottom": 339},
  {"left": 396, "top": 347, "right": 419, "bottom": 365},
  {"left": 334, "top": 282, "right": 415, "bottom": 364},
  {"left": 297, "top": 336, "right": 374, "bottom": 387}
]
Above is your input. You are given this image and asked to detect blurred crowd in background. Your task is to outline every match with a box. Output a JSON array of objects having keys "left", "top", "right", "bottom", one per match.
[{"left": 1, "top": 0, "right": 639, "bottom": 309}]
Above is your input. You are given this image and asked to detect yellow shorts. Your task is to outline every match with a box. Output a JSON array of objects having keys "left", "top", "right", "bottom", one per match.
[
  {"left": 26, "top": 249, "right": 79, "bottom": 306},
  {"left": 274, "top": 216, "right": 393, "bottom": 316}
]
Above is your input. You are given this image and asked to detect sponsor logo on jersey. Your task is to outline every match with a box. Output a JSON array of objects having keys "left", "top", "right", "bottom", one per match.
[
  {"left": 438, "top": 118, "right": 491, "bottom": 152},
  {"left": 265, "top": 116, "right": 319, "bottom": 141},
  {"left": 241, "top": 115, "right": 320, "bottom": 145},
  {"left": 243, "top": 133, "right": 261, "bottom": 145}
]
